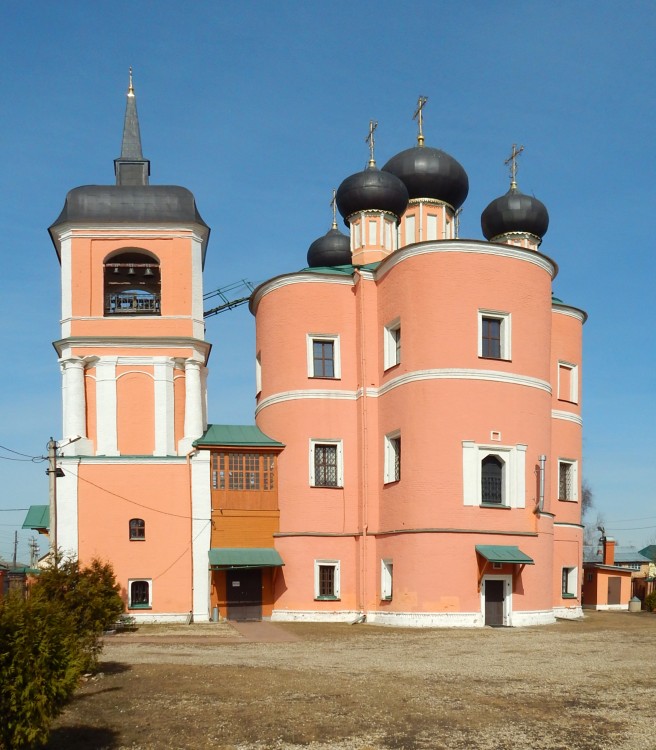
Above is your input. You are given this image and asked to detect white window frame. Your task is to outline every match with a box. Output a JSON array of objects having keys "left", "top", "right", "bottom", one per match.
[
  {"left": 558, "top": 459, "right": 578, "bottom": 502},
  {"left": 478, "top": 309, "right": 511, "bottom": 360},
  {"left": 309, "top": 439, "right": 344, "bottom": 488},
  {"left": 384, "top": 431, "right": 401, "bottom": 484},
  {"left": 561, "top": 566, "right": 578, "bottom": 597},
  {"left": 462, "top": 441, "right": 527, "bottom": 508},
  {"left": 381, "top": 559, "right": 393, "bottom": 600},
  {"left": 557, "top": 361, "right": 578, "bottom": 403},
  {"left": 128, "top": 578, "right": 152, "bottom": 609},
  {"left": 255, "top": 353, "right": 262, "bottom": 395},
  {"left": 307, "top": 334, "right": 341, "bottom": 379},
  {"left": 314, "top": 559, "right": 340, "bottom": 600},
  {"left": 383, "top": 318, "right": 401, "bottom": 370}
]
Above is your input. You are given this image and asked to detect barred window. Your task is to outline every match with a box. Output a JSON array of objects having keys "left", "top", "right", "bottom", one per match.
[
  {"left": 129, "top": 579, "right": 151, "bottom": 608},
  {"left": 211, "top": 452, "right": 275, "bottom": 491},
  {"left": 482, "top": 455, "right": 503, "bottom": 504},
  {"left": 314, "top": 444, "right": 338, "bottom": 487},
  {"left": 315, "top": 560, "right": 340, "bottom": 599},
  {"left": 559, "top": 461, "right": 576, "bottom": 501}
]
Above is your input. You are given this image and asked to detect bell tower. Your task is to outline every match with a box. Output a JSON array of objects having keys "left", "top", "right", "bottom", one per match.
[{"left": 48, "top": 72, "right": 212, "bottom": 621}]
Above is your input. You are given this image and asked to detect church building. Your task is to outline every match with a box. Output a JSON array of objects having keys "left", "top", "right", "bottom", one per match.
[{"left": 36, "top": 81, "right": 586, "bottom": 626}]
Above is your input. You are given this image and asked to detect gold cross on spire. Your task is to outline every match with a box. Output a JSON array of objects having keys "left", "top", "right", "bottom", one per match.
[
  {"left": 128, "top": 66, "right": 134, "bottom": 97},
  {"left": 365, "top": 120, "right": 378, "bottom": 167},
  {"left": 413, "top": 96, "right": 428, "bottom": 147},
  {"left": 330, "top": 189, "right": 337, "bottom": 229},
  {"left": 505, "top": 143, "right": 524, "bottom": 190}
]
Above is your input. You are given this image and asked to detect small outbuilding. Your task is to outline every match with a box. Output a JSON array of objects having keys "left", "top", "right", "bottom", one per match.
[{"left": 582, "top": 537, "right": 633, "bottom": 610}]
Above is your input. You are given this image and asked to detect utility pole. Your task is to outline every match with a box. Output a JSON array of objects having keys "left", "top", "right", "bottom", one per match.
[
  {"left": 29, "top": 537, "right": 39, "bottom": 568},
  {"left": 47, "top": 437, "right": 58, "bottom": 561},
  {"left": 12, "top": 530, "right": 18, "bottom": 568}
]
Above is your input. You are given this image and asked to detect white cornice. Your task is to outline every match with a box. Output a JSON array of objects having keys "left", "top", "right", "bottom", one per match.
[
  {"left": 553, "top": 522, "right": 585, "bottom": 530},
  {"left": 61, "top": 316, "right": 203, "bottom": 325},
  {"left": 256, "top": 368, "right": 552, "bottom": 415},
  {"left": 251, "top": 273, "right": 354, "bottom": 312},
  {"left": 256, "top": 389, "right": 356, "bottom": 415},
  {"left": 551, "top": 409, "right": 583, "bottom": 426},
  {"left": 54, "top": 336, "right": 211, "bottom": 359},
  {"left": 379, "top": 368, "right": 552, "bottom": 396},
  {"left": 552, "top": 303, "right": 588, "bottom": 323},
  {"left": 375, "top": 239, "right": 556, "bottom": 281},
  {"left": 54, "top": 225, "right": 203, "bottom": 242}
]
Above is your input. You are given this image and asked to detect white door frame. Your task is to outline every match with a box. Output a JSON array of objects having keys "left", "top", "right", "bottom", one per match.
[{"left": 481, "top": 574, "right": 513, "bottom": 626}]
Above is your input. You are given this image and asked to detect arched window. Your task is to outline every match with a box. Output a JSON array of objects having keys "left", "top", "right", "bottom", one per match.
[
  {"left": 129, "top": 579, "right": 151, "bottom": 608},
  {"left": 129, "top": 518, "right": 145, "bottom": 540},
  {"left": 104, "top": 250, "right": 161, "bottom": 316},
  {"left": 481, "top": 455, "right": 503, "bottom": 504}
]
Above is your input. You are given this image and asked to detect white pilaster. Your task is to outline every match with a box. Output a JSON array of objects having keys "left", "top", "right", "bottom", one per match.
[
  {"left": 153, "top": 358, "right": 175, "bottom": 456},
  {"left": 179, "top": 359, "right": 204, "bottom": 453},
  {"left": 60, "top": 358, "right": 93, "bottom": 455},
  {"left": 57, "top": 457, "right": 80, "bottom": 557},
  {"left": 191, "top": 451, "right": 211, "bottom": 620},
  {"left": 96, "top": 359, "right": 119, "bottom": 456}
]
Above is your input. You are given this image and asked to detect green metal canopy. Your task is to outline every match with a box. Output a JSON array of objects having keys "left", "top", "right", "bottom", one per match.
[
  {"left": 194, "top": 424, "right": 284, "bottom": 448},
  {"left": 22, "top": 505, "right": 50, "bottom": 531},
  {"left": 208, "top": 547, "right": 284, "bottom": 570},
  {"left": 475, "top": 545, "right": 534, "bottom": 565}
]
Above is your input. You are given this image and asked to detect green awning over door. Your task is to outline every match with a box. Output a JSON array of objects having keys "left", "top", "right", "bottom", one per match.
[
  {"left": 209, "top": 547, "right": 284, "bottom": 570},
  {"left": 475, "top": 545, "right": 534, "bottom": 565}
]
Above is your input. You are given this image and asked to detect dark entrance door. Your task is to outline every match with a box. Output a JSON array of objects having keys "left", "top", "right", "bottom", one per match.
[
  {"left": 485, "top": 580, "right": 505, "bottom": 626},
  {"left": 607, "top": 576, "right": 621, "bottom": 605},
  {"left": 226, "top": 568, "right": 262, "bottom": 621}
]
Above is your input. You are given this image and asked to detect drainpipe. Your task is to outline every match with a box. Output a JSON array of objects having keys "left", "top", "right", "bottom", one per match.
[
  {"left": 538, "top": 455, "right": 546, "bottom": 511},
  {"left": 355, "top": 269, "right": 369, "bottom": 622}
]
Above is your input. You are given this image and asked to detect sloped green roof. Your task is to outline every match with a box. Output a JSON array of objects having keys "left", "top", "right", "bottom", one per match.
[
  {"left": 639, "top": 545, "right": 656, "bottom": 562},
  {"left": 194, "top": 424, "right": 284, "bottom": 448},
  {"left": 476, "top": 545, "right": 534, "bottom": 565},
  {"left": 208, "top": 547, "right": 284, "bottom": 569},
  {"left": 22, "top": 505, "right": 50, "bottom": 531}
]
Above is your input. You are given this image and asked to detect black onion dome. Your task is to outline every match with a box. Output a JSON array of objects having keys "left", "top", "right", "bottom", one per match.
[
  {"left": 481, "top": 188, "right": 549, "bottom": 241},
  {"left": 336, "top": 166, "right": 409, "bottom": 224},
  {"left": 382, "top": 146, "right": 469, "bottom": 209},
  {"left": 307, "top": 226, "right": 352, "bottom": 267}
]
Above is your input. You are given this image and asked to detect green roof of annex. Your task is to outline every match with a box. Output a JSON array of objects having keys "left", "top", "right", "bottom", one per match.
[{"left": 194, "top": 424, "right": 284, "bottom": 448}]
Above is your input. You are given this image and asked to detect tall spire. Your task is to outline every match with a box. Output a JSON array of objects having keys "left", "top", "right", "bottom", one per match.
[{"left": 114, "top": 67, "right": 150, "bottom": 186}]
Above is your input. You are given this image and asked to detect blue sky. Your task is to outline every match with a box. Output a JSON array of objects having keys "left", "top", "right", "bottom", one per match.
[{"left": 0, "top": 1, "right": 654, "bottom": 563}]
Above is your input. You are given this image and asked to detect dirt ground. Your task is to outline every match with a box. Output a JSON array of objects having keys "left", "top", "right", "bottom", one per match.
[{"left": 45, "top": 611, "right": 656, "bottom": 750}]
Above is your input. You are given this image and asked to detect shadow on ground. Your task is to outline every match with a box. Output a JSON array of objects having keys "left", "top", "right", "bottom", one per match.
[{"left": 45, "top": 726, "right": 118, "bottom": 749}]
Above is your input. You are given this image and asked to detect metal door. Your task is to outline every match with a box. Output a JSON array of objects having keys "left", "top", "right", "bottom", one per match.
[
  {"left": 485, "top": 579, "right": 505, "bottom": 626},
  {"left": 607, "top": 576, "right": 621, "bottom": 605},
  {"left": 226, "top": 568, "right": 262, "bottom": 621}
]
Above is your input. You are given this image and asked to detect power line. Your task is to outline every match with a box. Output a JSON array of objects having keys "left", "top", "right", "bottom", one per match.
[{"left": 66, "top": 467, "right": 210, "bottom": 522}]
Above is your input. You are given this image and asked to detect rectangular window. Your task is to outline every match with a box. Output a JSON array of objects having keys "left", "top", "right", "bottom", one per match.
[
  {"left": 368, "top": 220, "right": 377, "bottom": 245},
  {"left": 381, "top": 559, "right": 393, "bottom": 600},
  {"left": 562, "top": 567, "right": 578, "bottom": 597},
  {"left": 383, "top": 319, "right": 401, "bottom": 369},
  {"left": 310, "top": 440, "right": 343, "bottom": 487},
  {"left": 478, "top": 310, "right": 511, "bottom": 360},
  {"left": 315, "top": 560, "right": 340, "bottom": 599},
  {"left": 128, "top": 579, "right": 152, "bottom": 609},
  {"left": 558, "top": 459, "right": 578, "bottom": 501},
  {"left": 405, "top": 214, "right": 416, "bottom": 245},
  {"left": 558, "top": 362, "right": 578, "bottom": 403},
  {"left": 354, "top": 222, "right": 362, "bottom": 248},
  {"left": 307, "top": 334, "right": 340, "bottom": 379},
  {"left": 255, "top": 353, "right": 262, "bottom": 395},
  {"left": 211, "top": 452, "right": 275, "bottom": 491},
  {"left": 426, "top": 214, "right": 438, "bottom": 241},
  {"left": 384, "top": 432, "right": 401, "bottom": 484}
]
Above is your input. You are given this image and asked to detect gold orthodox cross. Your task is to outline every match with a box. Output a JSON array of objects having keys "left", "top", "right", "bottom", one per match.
[
  {"left": 505, "top": 143, "right": 524, "bottom": 189},
  {"left": 413, "top": 96, "right": 428, "bottom": 146},
  {"left": 365, "top": 120, "right": 378, "bottom": 166}
]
